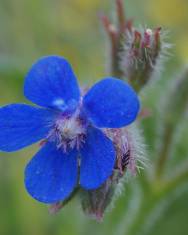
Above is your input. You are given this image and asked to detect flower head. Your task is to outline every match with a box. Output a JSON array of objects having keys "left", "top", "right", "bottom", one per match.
[{"left": 0, "top": 56, "right": 140, "bottom": 204}]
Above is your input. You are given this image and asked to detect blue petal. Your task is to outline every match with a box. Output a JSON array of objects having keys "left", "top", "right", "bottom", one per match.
[
  {"left": 25, "top": 142, "right": 78, "bottom": 203},
  {"left": 24, "top": 56, "right": 80, "bottom": 109},
  {"left": 83, "top": 77, "right": 140, "bottom": 128},
  {"left": 80, "top": 127, "right": 115, "bottom": 190},
  {"left": 0, "top": 104, "right": 55, "bottom": 152}
]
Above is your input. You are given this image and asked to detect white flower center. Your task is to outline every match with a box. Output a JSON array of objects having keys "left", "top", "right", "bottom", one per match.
[
  {"left": 56, "top": 117, "right": 86, "bottom": 140},
  {"left": 48, "top": 111, "right": 87, "bottom": 152}
]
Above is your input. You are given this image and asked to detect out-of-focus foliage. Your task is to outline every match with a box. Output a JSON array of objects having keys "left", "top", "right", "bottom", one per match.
[{"left": 0, "top": 1, "right": 188, "bottom": 235}]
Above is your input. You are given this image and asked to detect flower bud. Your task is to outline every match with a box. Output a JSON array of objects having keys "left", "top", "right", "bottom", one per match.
[
  {"left": 120, "top": 27, "right": 167, "bottom": 91},
  {"left": 80, "top": 126, "right": 146, "bottom": 221},
  {"left": 80, "top": 170, "right": 121, "bottom": 222}
]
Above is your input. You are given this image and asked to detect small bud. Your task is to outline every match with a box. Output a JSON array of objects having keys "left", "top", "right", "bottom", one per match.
[
  {"left": 143, "top": 28, "right": 153, "bottom": 48},
  {"left": 134, "top": 31, "right": 142, "bottom": 49},
  {"left": 154, "top": 27, "right": 162, "bottom": 54}
]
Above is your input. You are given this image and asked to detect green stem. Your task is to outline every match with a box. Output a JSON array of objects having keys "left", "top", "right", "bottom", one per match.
[{"left": 155, "top": 125, "right": 173, "bottom": 179}]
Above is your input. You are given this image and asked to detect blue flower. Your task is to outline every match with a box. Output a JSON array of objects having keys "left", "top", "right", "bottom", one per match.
[{"left": 0, "top": 56, "right": 140, "bottom": 204}]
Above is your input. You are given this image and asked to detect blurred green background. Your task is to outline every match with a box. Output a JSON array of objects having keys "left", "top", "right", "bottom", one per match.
[{"left": 0, "top": 0, "right": 188, "bottom": 235}]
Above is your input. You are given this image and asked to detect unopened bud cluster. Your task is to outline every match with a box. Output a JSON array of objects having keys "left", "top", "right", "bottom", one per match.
[{"left": 120, "top": 27, "right": 162, "bottom": 91}]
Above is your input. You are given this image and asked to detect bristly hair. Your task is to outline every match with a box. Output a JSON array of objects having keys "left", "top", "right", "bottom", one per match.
[
  {"left": 126, "top": 124, "right": 148, "bottom": 173},
  {"left": 103, "top": 124, "right": 147, "bottom": 214},
  {"left": 105, "top": 124, "right": 148, "bottom": 176}
]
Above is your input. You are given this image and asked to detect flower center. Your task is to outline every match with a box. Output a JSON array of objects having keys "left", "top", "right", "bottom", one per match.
[{"left": 48, "top": 109, "right": 87, "bottom": 152}]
